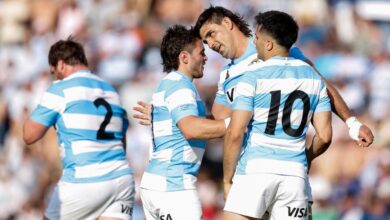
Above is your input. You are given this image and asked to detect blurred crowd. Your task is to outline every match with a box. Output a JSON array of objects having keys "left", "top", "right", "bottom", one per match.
[{"left": 1, "top": 0, "right": 390, "bottom": 219}]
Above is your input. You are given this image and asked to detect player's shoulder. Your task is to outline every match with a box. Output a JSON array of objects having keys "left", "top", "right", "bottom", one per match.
[{"left": 160, "top": 71, "right": 195, "bottom": 94}]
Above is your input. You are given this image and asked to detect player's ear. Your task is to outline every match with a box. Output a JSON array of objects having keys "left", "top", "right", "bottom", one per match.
[
  {"left": 265, "top": 36, "right": 274, "bottom": 51},
  {"left": 179, "top": 51, "right": 189, "bottom": 64},
  {"left": 222, "top": 17, "right": 233, "bottom": 30}
]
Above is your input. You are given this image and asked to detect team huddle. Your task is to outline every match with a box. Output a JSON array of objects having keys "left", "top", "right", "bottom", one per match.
[{"left": 23, "top": 6, "right": 373, "bottom": 220}]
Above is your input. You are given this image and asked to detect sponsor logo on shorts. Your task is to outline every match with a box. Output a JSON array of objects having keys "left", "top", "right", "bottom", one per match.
[
  {"left": 159, "top": 214, "right": 172, "bottom": 220},
  {"left": 287, "top": 206, "right": 307, "bottom": 218},
  {"left": 121, "top": 204, "right": 133, "bottom": 216}
]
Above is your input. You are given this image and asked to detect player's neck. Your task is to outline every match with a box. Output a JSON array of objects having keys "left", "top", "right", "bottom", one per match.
[
  {"left": 263, "top": 48, "right": 289, "bottom": 61},
  {"left": 64, "top": 65, "right": 89, "bottom": 78},
  {"left": 232, "top": 33, "right": 249, "bottom": 60},
  {"left": 177, "top": 66, "right": 193, "bottom": 81}
]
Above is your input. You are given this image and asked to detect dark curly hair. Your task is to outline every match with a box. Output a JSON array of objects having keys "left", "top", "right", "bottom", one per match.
[
  {"left": 194, "top": 6, "right": 251, "bottom": 38},
  {"left": 254, "top": 11, "right": 298, "bottom": 50},
  {"left": 161, "top": 25, "right": 198, "bottom": 73},
  {"left": 48, "top": 37, "right": 88, "bottom": 67}
]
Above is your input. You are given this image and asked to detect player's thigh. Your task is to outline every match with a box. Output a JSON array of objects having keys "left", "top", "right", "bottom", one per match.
[
  {"left": 100, "top": 175, "right": 135, "bottom": 220},
  {"left": 45, "top": 178, "right": 122, "bottom": 220},
  {"left": 269, "top": 176, "right": 308, "bottom": 220},
  {"left": 140, "top": 188, "right": 202, "bottom": 220},
  {"left": 224, "top": 174, "right": 278, "bottom": 219}
]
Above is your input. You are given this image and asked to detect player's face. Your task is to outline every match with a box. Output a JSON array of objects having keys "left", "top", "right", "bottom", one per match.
[
  {"left": 254, "top": 25, "right": 267, "bottom": 60},
  {"left": 199, "top": 20, "right": 235, "bottom": 59},
  {"left": 188, "top": 40, "right": 208, "bottom": 79}
]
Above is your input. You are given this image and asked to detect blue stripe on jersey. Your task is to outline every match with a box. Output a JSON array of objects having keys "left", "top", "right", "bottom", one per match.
[
  {"left": 62, "top": 167, "right": 132, "bottom": 183},
  {"left": 214, "top": 93, "right": 229, "bottom": 106},
  {"left": 244, "top": 145, "right": 307, "bottom": 165},
  {"left": 60, "top": 77, "right": 116, "bottom": 91},
  {"left": 240, "top": 65, "right": 323, "bottom": 81},
  {"left": 72, "top": 149, "right": 126, "bottom": 166},
  {"left": 30, "top": 105, "right": 59, "bottom": 127},
  {"left": 250, "top": 125, "right": 309, "bottom": 140},
  {"left": 65, "top": 100, "right": 126, "bottom": 117}
]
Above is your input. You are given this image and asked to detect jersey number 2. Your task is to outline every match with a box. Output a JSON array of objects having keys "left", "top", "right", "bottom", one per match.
[
  {"left": 94, "top": 98, "right": 115, "bottom": 140},
  {"left": 265, "top": 90, "right": 310, "bottom": 137}
]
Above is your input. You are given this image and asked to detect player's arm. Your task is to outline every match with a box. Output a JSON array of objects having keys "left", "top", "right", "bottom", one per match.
[
  {"left": 177, "top": 116, "right": 227, "bottom": 140},
  {"left": 223, "top": 109, "right": 252, "bottom": 199},
  {"left": 306, "top": 111, "right": 332, "bottom": 167},
  {"left": 23, "top": 120, "right": 50, "bottom": 145},
  {"left": 211, "top": 102, "right": 232, "bottom": 120},
  {"left": 306, "top": 59, "right": 373, "bottom": 147},
  {"left": 168, "top": 85, "right": 227, "bottom": 140},
  {"left": 291, "top": 47, "right": 373, "bottom": 147}
]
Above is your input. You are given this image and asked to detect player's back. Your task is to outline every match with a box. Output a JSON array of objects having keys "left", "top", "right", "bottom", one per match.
[
  {"left": 233, "top": 57, "right": 330, "bottom": 178},
  {"left": 141, "top": 71, "right": 206, "bottom": 192},
  {"left": 33, "top": 70, "right": 132, "bottom": 183}
]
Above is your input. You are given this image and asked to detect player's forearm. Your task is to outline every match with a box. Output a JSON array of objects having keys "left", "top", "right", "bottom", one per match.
[
  {"left": 223, "top": 130, "right": 243, "bottom": 184},
  {"left": 211, "top": 103, "right": 232, "bottom": 120},
  {"left": 306, "top": 134, "right": 332, "bottom": 162},
  {"left": 324, "top": 79, "right": 351, "bottom": 121},
  {"left": 180, "top": 117, "right": 226, "bottom": 140}
]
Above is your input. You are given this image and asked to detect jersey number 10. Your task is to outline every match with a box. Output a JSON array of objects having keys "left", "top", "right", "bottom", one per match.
[{"left": 265, "top": 90, "right": 310, "bottom": 137}]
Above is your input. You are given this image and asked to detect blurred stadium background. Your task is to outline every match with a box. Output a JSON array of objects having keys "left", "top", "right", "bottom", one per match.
[{"left": 1, "top": 0, "right": 390, "bottom": 219}]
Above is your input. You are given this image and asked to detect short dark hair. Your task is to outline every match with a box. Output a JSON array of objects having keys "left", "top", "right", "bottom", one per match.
[
  {"left": 48, "top": 37, "right": 88, "bottom": 67},
  {"left": 161, "top": 25, "right": 198, "bottom": 73},
  {"left": 194, "top": 6, "right": 251, "bottom": 38},
  {"left": 254, "top": 11, "right": 298, "bottom": 50}
]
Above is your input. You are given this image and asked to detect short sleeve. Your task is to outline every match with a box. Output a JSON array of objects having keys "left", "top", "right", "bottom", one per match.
[
  {"left": 232, "top": 73, "right": 256, "bottom": 112},
  {"left": 30, "top": 84, "right": 65, "bottom": 127}
]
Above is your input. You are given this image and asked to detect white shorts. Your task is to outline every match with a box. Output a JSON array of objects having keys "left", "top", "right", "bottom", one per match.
[
  {"left": 140, "top": 188, "right": 202, "bottom": 220},
  {"left": 224, "top": 174, "right": 309, "bottom": 220},
  {"left": 45, "top": 175, "right": 135, "bottom": 220}
]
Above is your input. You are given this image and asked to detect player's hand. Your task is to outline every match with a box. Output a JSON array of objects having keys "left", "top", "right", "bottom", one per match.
[
  {"left": 223, "top": 181, "right": 232, "bottom": 201},
  {"left": 355, "top": 124, "right": 374, "bottom": 148},
  {"left": 132, "top": 101, "right": 152, "bottom": 126}
]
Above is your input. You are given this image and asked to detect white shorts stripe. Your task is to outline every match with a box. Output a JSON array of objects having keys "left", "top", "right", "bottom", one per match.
[
  {"left": 246, "top": 158, "right": 307, "bottom": 178},
  {"left": 141, "top": 172, "right": 167, "bottom": 191}
]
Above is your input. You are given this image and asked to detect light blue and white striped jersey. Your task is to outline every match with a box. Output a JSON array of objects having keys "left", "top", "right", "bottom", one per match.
[
  {"left": 215, "top": 38, "right": 308, "bottom": 107},
  {"left": 141, "top": 71, "right": 206, "bottom": 192},
  {"left": 30, "top": 70, "right": 132, "bottom": 183},
  {"left": 232, "top": 57, "right": 331, "bottom": 178}
]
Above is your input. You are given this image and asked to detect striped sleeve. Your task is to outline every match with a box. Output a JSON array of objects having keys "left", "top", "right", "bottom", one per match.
[
  {"left": 232, "top": 73, "right": 256, "bottom": 112},
  {"left": 214, "top": 79, "right": 229, "bottom": 106},
  {"left": 166, "top": 86, "right": 198, "bottom": 124},
  {"left": 314, "top": 82, "right": 331, "bottom": 112},
  {"left": 30, "top": 84, "right": 65, "bottom": 127}
]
